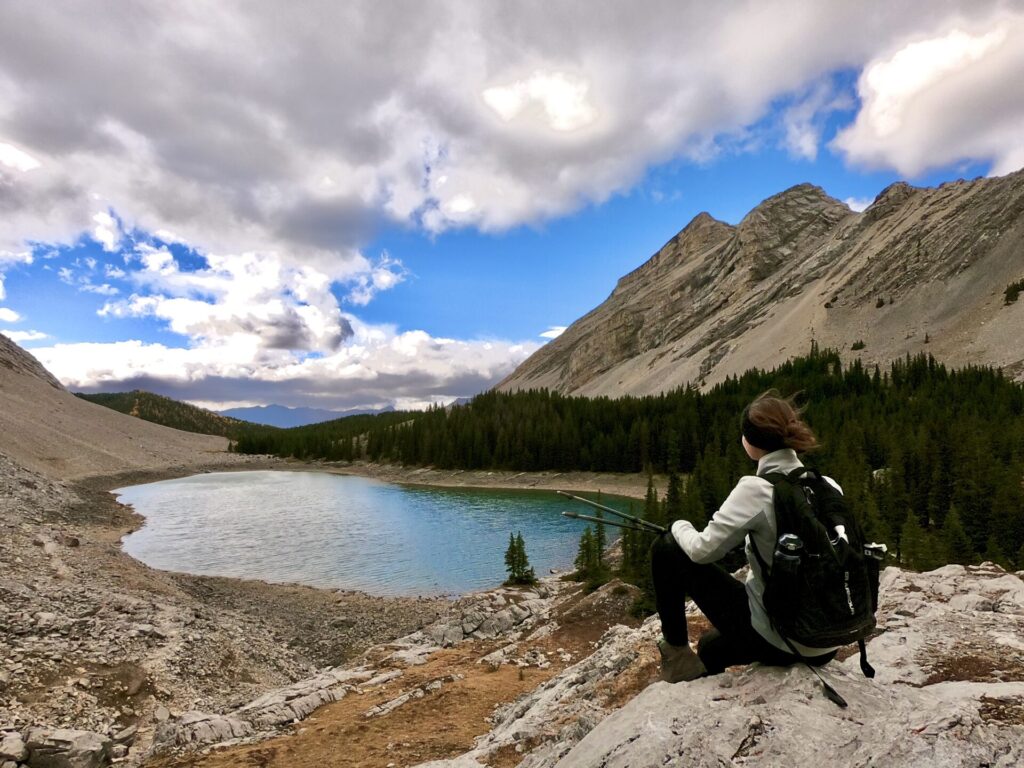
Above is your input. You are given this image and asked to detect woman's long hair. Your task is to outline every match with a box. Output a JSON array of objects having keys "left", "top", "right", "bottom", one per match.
[{"left": 744, "top": 389, "right": 819, "bottom": 453}]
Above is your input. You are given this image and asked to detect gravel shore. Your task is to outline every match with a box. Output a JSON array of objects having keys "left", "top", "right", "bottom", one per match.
[
  {"left": 1, "top": 449, "right": 654, "bottom": 763},
  {"left": 0, "top": 455, "right": 446, "bottom": 760}
]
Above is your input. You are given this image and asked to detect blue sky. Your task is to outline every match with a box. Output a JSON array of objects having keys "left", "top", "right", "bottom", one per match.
[{"left": 0, "top": 2, "right": 1020, "bottom": 411}]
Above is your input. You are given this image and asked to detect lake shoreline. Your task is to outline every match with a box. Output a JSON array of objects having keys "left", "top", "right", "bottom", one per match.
[
  {"left": 278, "top": 458, "right": 662, "bottom": 500},
  {"left": 4, "top": 451, "right": 657, "bottom": 756},
  {"left": 111, "top": 460, "right": 657, "bottom": 598}
]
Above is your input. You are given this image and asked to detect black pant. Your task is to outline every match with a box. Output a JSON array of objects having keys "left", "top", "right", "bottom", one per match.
[{"left": 651, "top": 532, "right": 835, "bottom": 675}]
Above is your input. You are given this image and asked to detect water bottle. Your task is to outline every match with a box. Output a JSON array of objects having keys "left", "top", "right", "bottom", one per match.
[
  {"left": 774, "top": 533, "right": 803, "bottom": 576},
  {"left": 863, "top": 542, "right": 888, "bottom": 561}
]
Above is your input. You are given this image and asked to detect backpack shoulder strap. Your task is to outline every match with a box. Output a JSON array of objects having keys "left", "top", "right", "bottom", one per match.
[{"left": 759, "top": 466, "right": 812, "bottom": 486}]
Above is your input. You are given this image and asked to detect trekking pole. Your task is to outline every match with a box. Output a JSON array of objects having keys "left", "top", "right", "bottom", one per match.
[
  {"left": 556, "top": 490, "right": 667, "bottom": 534},
  {"left": 561, "top": 510, "right": 656, "bottom": 533}
]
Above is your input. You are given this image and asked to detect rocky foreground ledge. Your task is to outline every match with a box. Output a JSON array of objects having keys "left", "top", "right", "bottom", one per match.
[
  {"left": 67, "top": 562, "right": 1021, "bottom": 768},
  {"left": 416, "top": 564, "right": 1024, "bottom": 768}
]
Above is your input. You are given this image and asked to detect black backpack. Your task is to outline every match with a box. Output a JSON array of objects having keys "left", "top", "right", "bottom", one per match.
[{"left": 750, "top": 466, "right": 884, "bottom": 707}]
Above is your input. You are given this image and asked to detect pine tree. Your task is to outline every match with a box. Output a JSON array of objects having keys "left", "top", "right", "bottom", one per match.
[
  {"left": 504, "top": 531, "right": 536, "bottom": 585},
  {"left": 573, "top": 526, "right": 609, "bottom": 590},
  {"left": 665, "top": 471, "right": 683, "bottom": 523},
  {"left": 982, "top": 536, "right": 1010, "bottom": 569},
  {"left": 593, "top": 508, "right": 606, "bottom": 568},
  {"left": 575, "top": 528, "right": 595, "bottom": 579},
  {"left": 899, "top": 513, "right": 941, "bottom": 571},
  {"left": 942, "top": 507, "right": 975, "bottom": 565}
]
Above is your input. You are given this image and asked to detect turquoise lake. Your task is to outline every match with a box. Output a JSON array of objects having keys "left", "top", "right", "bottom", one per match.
[{"left": 115, "top": 470, "right": 637, "bottom": 597}]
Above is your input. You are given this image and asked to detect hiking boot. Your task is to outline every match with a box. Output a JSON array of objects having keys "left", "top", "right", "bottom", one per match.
[{"left": 657, "top": 637, "right": 706, "bottom": 683}]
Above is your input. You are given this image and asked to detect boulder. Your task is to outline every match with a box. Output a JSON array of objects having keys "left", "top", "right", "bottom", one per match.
[
  {"left": 0, "top": 733, "right": 27, "bottom": 762},
  {"left": 556, "top": 670, "right": 1024, "bottom": 767},
  {"left": 154, "top": 712, "right": 253, "bottom": 747},
  {"left": 24, "top": 728, "right": 112, "bottom": 768}
]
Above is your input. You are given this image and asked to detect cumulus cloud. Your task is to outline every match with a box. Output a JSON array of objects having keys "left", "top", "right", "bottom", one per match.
[
  {"left": 0, "top": 307, "right": 20, "bottom": 322},
  {"left": 1, "top": 0, "right": 1020, "bottom": 265},
  {"left": 33, "top": 324, "right": 540, "bottom": 411},
  {"left": 92, "top": 211, "right": 122, "bottom": 252},
  {"left": 3, "top": 2, "right": 1023, "bottom": 409},
  {"left": 540, "top": 326, "right": 566, "bottom": 339},
  {"left": 834, "top": 13, "right": 1024, "bottom": 176},
  {"left": 344, "top": 252, "right": 409, "bottom": 306},
  {"left": 2, "top": 329, "right": 47, "bottom": 343},
  {"left": 99, "top": 245, "right": 355, "bottom": 353},
  {"left": 844, "top": 196, "right": 874, "bottom": 212}
]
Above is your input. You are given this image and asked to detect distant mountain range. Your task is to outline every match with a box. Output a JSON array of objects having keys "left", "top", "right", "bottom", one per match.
[
  {"left": 218, "top": 403, "right": 394, "bottom": 428},
  {"left": 500, "top": 169, "right": 1024, "bottom": 396}
]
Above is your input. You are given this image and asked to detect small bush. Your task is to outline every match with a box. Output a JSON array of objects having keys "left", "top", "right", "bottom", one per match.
[
  {"left": 1005, "top": 279, "right": 1024, "bottom": 305},
  {"left": 852, "top": 340, "right": 866, "bottom": 350}
]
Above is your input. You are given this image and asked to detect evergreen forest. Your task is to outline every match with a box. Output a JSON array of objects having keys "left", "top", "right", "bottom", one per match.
[
  {"left": 233, "top": 347, "right": 1024, "bottom": 572},
  {"left": 76, "top": 390, "right": 266, "bottom": 440}
]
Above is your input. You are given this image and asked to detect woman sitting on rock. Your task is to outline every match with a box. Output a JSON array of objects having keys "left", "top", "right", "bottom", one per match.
[{"left": 652, "top": 390, "right": 840, "bottom": 683}]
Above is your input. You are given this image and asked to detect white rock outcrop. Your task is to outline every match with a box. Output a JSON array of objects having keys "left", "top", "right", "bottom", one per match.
[{"left": 416, "top": 564, "right": 1024, "bottom": 768}]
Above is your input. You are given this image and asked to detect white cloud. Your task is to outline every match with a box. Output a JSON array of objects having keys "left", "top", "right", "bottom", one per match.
[
  {"left": 2, "top": 329, "right": 48, "bottom": 342},
  {"left": 0, "top": 141, "right": 40, "bottom": 172},
  {"left": 99, "top": 246, "right": 359, "bottom": 352},
  {"left": 0, "top": 307, "right": 21, "bottom": 322},
  {"left": 81, "top": 282, "right": 119, "bottom": 296},
  {"left": 92, "top": 211, "right": 121, "bottom": 252},
  {"left": 780, "top": 80, "right": 853, "bottom": 161},
  {"left": 540, "top": 326, "right": 567, "bottom": 339},
  {"left": 483, "top": 71, "right": 599, "bottom": 132},
  {"left": 834, "top": 16, "right": 1024, "bottom": 175},
  {"left": 844, "top": 196, "right": 874, "bottom": 212},
  {"left": 0, "top": 1, "right": 1019, "bottom": 261},
  {"left": 344, "top": 252, "right": 408, "bottom": 306},
  {"left": 32, "top": 322, "right": 540, "bottom": 411}
]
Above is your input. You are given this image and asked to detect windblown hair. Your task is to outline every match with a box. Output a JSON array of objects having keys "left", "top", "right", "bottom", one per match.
[{"left": 744, "top": 389, "right": 820, "bottom": 454}]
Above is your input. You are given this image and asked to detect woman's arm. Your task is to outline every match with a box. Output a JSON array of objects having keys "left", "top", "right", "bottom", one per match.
[{"left": 670, "top": 475, "right": 772, "bottom": 563}]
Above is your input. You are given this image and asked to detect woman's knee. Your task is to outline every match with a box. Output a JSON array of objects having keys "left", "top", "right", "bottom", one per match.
[{"left": 651, "top": 531, "right": 692, "bottom": 565}]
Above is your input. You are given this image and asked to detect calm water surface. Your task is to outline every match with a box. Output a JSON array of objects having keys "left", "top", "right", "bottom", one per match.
[{"left": 116, "top": 471, "right": 635, "bottom": 596}]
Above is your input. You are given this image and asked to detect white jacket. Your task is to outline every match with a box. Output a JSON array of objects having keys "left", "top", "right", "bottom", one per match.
[{"left": 670, "top": 448, "right": 841, "bottom": 656}]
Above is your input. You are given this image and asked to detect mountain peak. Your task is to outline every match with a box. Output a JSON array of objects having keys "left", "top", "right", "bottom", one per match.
[{"left": 736, "top": 183, "right": 850, "bottom": 281}]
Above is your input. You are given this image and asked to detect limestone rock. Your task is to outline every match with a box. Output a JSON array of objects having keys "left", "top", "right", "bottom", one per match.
[
  {"left": 24, "top": 728, "right": 112, "bottom": 768},
  {"left": 556, "top": 671, "right": 1024, "bottom": 768},
  {"left": 0, "top": 733, "right": 27, "bottom": 762},
  {"left": 155, "top": 712, "right": 253, "bottom": 747},
  {"left": 412, "top": 565, "right": 1024, "bottom": 768}
]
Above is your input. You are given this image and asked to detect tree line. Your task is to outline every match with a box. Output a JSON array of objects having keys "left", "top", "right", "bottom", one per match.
[
  {"left": 234, "top": 346, "right": 1024, "bottom": 572},
  {"left": 77, "top": 390, "right": 265, "bottom": 440}
]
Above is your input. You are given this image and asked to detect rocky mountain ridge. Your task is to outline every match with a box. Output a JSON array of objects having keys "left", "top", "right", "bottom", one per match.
[{"left": 500, "top": 170, "right": 1024, "bottom": 396}]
